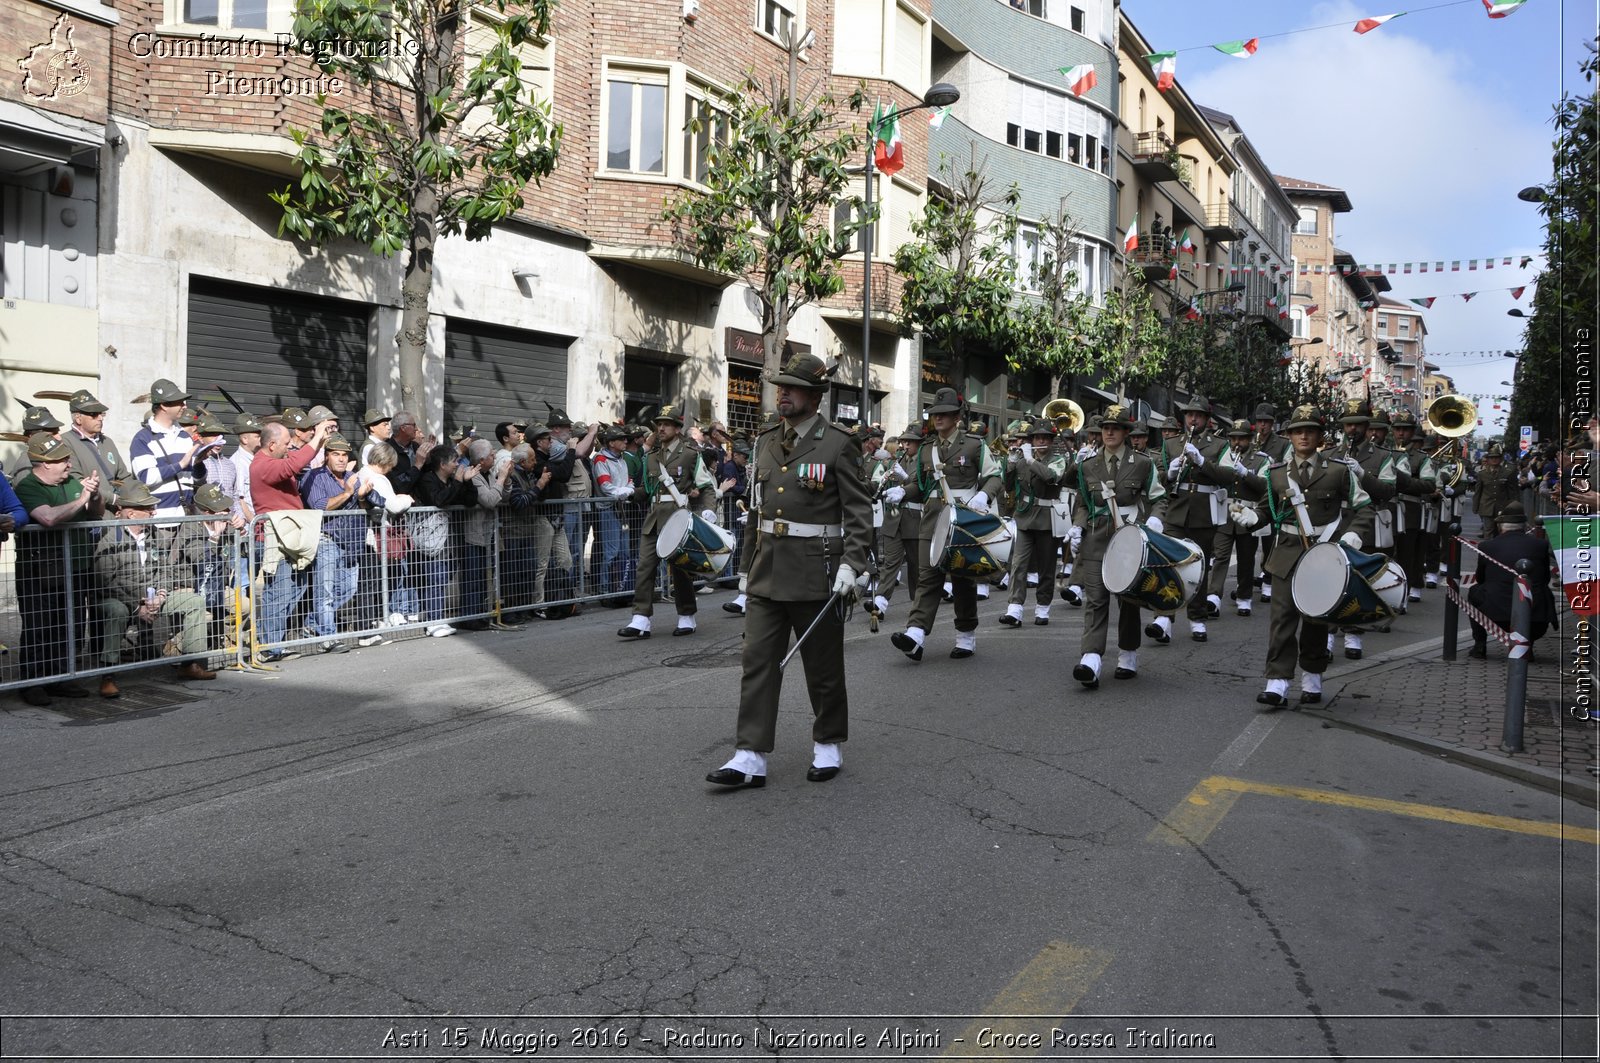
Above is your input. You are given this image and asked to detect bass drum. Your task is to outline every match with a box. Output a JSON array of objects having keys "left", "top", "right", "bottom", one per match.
[
  {"left": 1291, "top": 541, "right": 1407, "bottom": 627},
  {"left": 929, "top": 504, "right": 1013, "bottom": 580},
  {"left": 1103, "top": 524, "right": 1204, "bottom": 614},
  {"left": 657, "top": 509, "right": 737, "bottom": 577}
]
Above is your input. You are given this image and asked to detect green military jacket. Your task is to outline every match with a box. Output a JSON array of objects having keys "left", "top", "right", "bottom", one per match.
[
  {"left": 1242, "top": 453, "right": 1375, "bottom": 580},
  {"left": 1161, "top": 432, "right": 1233, "bottom": 529},
  {"left": 1473, "top": 465, "right": 1519, "bottom": 521},
  {"left": 639, "top": 437, "right": 716, "bottom": 536},
  {"left": 94, "top": 525, "right": 184, "bottom": 608},
  {"left": 1069, "top": 446, "right": 1168, "bottom": 561},
  {"left": 1006, "top": 446, "right": 1068, "bottom": 532},
  {"left": 912, "top": 429, "right": 1003, "bottom": 539}
]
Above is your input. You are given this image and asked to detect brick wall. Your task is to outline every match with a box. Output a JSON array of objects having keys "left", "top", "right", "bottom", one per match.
[{"left": 5, "top": 2, "right": 112, "bottom": 125}]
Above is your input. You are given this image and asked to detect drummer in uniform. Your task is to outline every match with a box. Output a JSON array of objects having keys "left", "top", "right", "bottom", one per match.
[
  {"left": 1214, "top": 419, "right": 1272, "bottom": 616},
  {"left": 871, "top": 423, "right": 923, "bottom": 620},
  {"left": 618, "top": 402, "right": 719, "bottom": 640},
  {"left": 1000, "top": 419, "right": 1067, "bottom": 628},
  {"left": 889, "top": 388, "right": 1002, "bottom": 661},
  {"left": 1389, "top": 409, "right": 1436, "bottom": 605},
  {"left": 1068, "top": 403, "right": 1167, "bottom": 689},
  {"left": 1149, "top": 395, "right": 1231, "bottom": 644},
  {"left": 1237, "top": 405, "right": 1374, "bottom": 708},
  {"left": 706, "top": 353, "right": 872, "bottom": 788},
  {"left": 1472, "top": 444, "right": 1519, "bottom": 536},
  {"left": 1335, "top": 400, "right": 1397, "bottom": 660}
]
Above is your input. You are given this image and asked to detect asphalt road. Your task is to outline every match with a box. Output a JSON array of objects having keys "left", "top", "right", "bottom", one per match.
[{"left": 1, "top": 577, "right": 1594, "bottom": 1061}]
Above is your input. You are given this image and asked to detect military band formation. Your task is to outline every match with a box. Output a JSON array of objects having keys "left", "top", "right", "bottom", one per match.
[{"left": 608, "top": 353, "right": 1502, "bottom": 789}]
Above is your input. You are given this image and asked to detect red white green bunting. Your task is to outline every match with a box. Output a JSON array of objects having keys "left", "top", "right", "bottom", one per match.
[
  {"left": 1145, "top": 51, "right": 1177, "bottom": 91},
  {"left": 1354, "top": 12, "right": 1404, "bottom": 33},
  {"left": 871, "top": 102, "right": 903, "bottom": 177},
  {"left": 1213, "top": 38, "right": 1259, "bottom": 58},
  {"left": 1059, "top": 64, "right": 1098, "bottom": 96},
  {"left": 1483, "top": 0, "right": 1527, "bottom": 16}
]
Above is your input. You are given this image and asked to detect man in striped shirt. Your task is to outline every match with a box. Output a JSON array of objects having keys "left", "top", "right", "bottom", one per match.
[{"left": 128, "top": 378, "right": 201, "bottom": 529}]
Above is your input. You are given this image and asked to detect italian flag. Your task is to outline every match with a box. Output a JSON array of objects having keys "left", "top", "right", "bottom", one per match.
[
  {"left": 1354, "top": 12, "right": 1403, "bottom": 33},
  {"left": 1124, "top": 211, "right": 1138, "bottom": 253},
  {"left": 871, "top": 102, "right": 903, "bottom": 176},
  {"left": 1060, "top": 64, "right": 1097, "bottom": 97},
  {"left": 1146, "top": 51, "right": 1177, "bottom": 91},
  {"left": 1214, "top": 38, "right": 1259, "bottom": 58},
  {"left": 1184, "top": 299, "right": 1202, "bottom": 321},
  {"left": 1177, "top": 227, "right": 1195, "bottom": 254},
  {"left": 1483, "top": 0, "right": 1527, "bottom": 15},
  {"left": 1544, "top": 515, "right": 1600, "bottom": 615},
  {"left": 928, "top": 106, "right": 951, "bottom": 130}
]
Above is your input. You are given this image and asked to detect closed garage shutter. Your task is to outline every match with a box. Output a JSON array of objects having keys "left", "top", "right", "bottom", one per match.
[
  {"left": 186, "top": 277, "right": 370, "bottom": 426},
  {"left": 444, "top": 319, "right": 570, "bottom": 434}
]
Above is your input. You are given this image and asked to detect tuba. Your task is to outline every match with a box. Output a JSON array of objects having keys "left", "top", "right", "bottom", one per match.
[
  {"left": 1425, "top": 395, "right": 1476, "bottom": 488},
  {"left": 1042, "top": 398, "right": 1085, "bottom": 435}
]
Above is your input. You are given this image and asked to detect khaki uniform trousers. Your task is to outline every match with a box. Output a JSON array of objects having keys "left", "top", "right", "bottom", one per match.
[
  {"left": 1007, "top": 527, "right": 1057, "bottom": 607},
  {"left": 97, "top": 590, "right": 207, "bottom": 666},
  {"left": 630, "top": 523, "right": 697, "bottom": 617},
  {"left": 1077, "top": 556, "right": 1143, "bottom": 656},
  {"left": 1265, "top": 586, "right": 1333, "bottom": 679},
  {"left": 735, "top": 596, "right": 848, "bottom": 752},
  {"left": 908, "top": 539, "right": 976, "bottom": 633}
]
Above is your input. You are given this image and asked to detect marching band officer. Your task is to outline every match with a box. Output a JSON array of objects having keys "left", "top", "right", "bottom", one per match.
[
  {"left": 999, "top": 418, "right": 1067, "bottom": 628},
  {"left": 890, "top": 388, "right": 1002, "bottom": 662},
  {"left": 1215, "top": 419, "right": 1271, "bottom": 616},
  {"left": 1389, "top": 409, "right": 1437, "bottom": 605},
  {"left": 1473, "top": 444, "right": 1519, "bottom": 536},
  {"left": 618, "top": 402, "right": 718, "bottom": 640},
  {"left": 1335, "top": 401, "right": 1397, "bottom": 660},
  {"left": 872, "top": 422, "right": 924, "bottom": 620},
  {"left": 707, "top": 353, "right": 872, "bottom": 788},
  {"left": 1238, "top": 405, "right": 1374, "bottom": 709},
  {"left": 1069, "top": 403, "right": 1167, "bottom": 689},
  {"left": 1148, "top": 395, "right": 1230, "bottom": 644}
]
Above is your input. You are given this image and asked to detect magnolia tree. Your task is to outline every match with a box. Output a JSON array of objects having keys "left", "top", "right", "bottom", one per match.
[{"left": 272, "top": 0, "right": 562, "bottom": 414}]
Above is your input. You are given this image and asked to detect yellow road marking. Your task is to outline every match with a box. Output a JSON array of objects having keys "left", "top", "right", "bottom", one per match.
[
  {"left": 1151, "top": 775, "right": 1600, "bottom": 847},
  {"left": 946, "top": 940, "right": 1113, "bottom": 1057}
]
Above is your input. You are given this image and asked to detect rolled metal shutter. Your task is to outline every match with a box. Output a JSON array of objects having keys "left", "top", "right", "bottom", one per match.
[
  {"left": 443, "top": 319, "right": 571, "bottom": 434},
  {"left": 186, "top": 277, "right": 370, "bottom": 426}
]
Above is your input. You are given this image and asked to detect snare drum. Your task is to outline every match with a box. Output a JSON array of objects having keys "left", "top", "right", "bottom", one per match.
[
  {"left": 929, "top": 504, "right": 1013, "bottom": 579},
  {"left": 1103, "top": 524, "right": 1205, "bottom": 614},
  {"left": 657, "top": 509, "right": 738, "bottom": 577},
  {"left": 1290, "top": 541, "right": 1407, "bottom": 627}
]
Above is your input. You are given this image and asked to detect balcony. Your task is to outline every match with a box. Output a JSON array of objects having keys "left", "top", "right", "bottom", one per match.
[
  {"left": 1131, "top": 131, "right": 1179, "bottom": 181},
  {"left": 1127, "top": 243, "right": 1181, "bottom": 284},
  {"left": 1203, "top": 202, "right": 1244, "bottom": 241}
]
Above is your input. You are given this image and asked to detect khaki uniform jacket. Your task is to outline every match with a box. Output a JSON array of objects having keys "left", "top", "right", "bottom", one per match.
[
  {"left": 1473, "top": 466, "right": 1519, "bottom": 520},
  {"left": 1162, "top": 433, "right": 1232, "bottom": 528},
  {"left": 1069, "top": 447, "right": 1168, "bottom": 562},
  {"left": 895, "top": 462, "right": 927, "bottom": 540},
  {"left": 1006, "top": 449, "right": 1068, "bottom": 532},
  {"left": 1393, "top": 444, "right": 1437, "bottom": 509},
  {"left": 62, "top": 428, "right": 132, "bottom": 507},
  {"left": 640, "top": 438, "right": 715, "bottom": 536},
  {"left": 740, "top": 417, "right": 872, "bottom": 601},
  {"left": 94, "top": 526, "right": 184, "bottom": 608},
  {"left": 1242, "top": 455, "right": 1375, "bottom": 580},
  {"left": 912, "top": 430, "right": 1003, "bottom": 539}
]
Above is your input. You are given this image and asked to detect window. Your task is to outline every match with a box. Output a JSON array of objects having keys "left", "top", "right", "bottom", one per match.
[
  {"left": 759, "top": 0, "right": 796, "bottom": 43},
  {"left": 1295, "top": 206, "right": 1318, "bottom": 235},
  {"left": 891, "top": 2, "right": 927, "bottom": 91},
  {"left": 170, "top": 0, "right": 283, "bottom": 31},
  {"left": 1069, "top": 5, "right": 1084, "bottom": 31},
  {"left": 463, "top": 12, "right": 555, "bottom": 136},
  {"left": 832, "top": 197, "right": 866, "bottom": 254},
  {"left": 1015, "top": 224, "right": 1043, "bottom": 291},
  {"left": 1008, "top": 78, "right": 1110, "bottom": 169},
  {"left": 1291, "top": 309, "right": 1307, "bottom": 338},
  {"left": 683, "top": 87, "right": 728, "bottom": 186},
  {"left": 1011, "top": 0, "right": 1046, "bottom": 16},
  {"left": 605, "top": 73, "right": 667, "bottom": 174},
  {"left": 1377, "top": 314, "right": 1389, "bottom": 331},
  {"left": 1397, "top": 318, "right": 1409, "bottom": 335}
]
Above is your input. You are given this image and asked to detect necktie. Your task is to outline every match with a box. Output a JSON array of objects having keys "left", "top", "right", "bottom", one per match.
[
  {"left": 1297, "top": 460, "right": 1311, "bottom": 488},
  {"left": 782, "top": 426, "right": 797, "bottom": 455},
  {"left": 1108, "top": 454, "right": 1120, "bottom": 478}
]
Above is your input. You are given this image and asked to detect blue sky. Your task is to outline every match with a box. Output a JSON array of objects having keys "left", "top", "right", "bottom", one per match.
[{"left": 1123, "top": 0, "right": 1594, "bottom": 433}]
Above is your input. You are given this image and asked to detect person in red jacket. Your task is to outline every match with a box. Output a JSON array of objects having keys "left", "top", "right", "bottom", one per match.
[{"left": 250, "top": 420, "right": 330, "bottom": 659}]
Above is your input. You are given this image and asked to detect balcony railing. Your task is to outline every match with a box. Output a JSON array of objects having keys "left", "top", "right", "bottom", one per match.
[
  {"left": 1130, "top": 130, "right": 1179, "bottom": 181},
  {"left": 1203, "top": 202, "right": 1243, "bottom": 240}
]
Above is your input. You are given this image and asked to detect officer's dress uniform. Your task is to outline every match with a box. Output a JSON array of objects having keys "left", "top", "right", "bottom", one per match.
[
  {"left": 1154, "top": 428, "right": 1231, "bottom": 639},
  {"left": 1070, "top": 438, "right": 1167, "bottom": 685},
  {"left": 622, "top": 430, "right": 716, "bottom": 635},
  {"left": 1473, "top": 462, "right": 1519, "bottom": 535},
  {"left": 895, "top": 425, "right": 1002, "bottom": 658},
  {"left": 730, "top": 413, "right": 873, "bottom": 759},
  {"left": 1243, "top": 449, "right": 1374, "bottom": 704},
  {"left": 1002, "top": 439, "right": 1068, "bottom": 624}
]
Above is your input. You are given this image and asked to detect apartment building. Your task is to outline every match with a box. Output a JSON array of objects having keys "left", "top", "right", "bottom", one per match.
[
  {"left": 1375, "top": 294, "right": 1430, "bottom": 415},
  {"left": 6, "top": 0, "right": 941, "bottom": 445},
  {"left": 926, "top": 0, "right": 1118, "bottom": 424},
  {"left": 1198, "top": 106, "right": 1293, "bottom": 345}
]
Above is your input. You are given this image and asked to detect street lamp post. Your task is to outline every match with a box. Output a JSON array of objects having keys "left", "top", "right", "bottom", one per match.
[{"left": 859, "top": 82, "right": 960, "bottom": 428}]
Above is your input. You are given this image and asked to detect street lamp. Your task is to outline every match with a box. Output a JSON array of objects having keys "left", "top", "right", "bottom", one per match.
[
  {"left": 1507, "top": 308, "right": 1527, "bottom": 318},
  {"left": 1517, "top": 186, "right": 1547, "bottom": 203},
  {"left": 859, "top": 81, "right": 961, "bottom": 426}
]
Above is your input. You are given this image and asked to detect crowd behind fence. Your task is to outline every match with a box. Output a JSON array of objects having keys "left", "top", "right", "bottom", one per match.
[{"left": 0, "top": 492, "right": 748, "bottom": 694}]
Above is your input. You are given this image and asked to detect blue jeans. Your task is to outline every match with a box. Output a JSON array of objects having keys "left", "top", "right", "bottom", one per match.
[
  {"left": 310, "top": 538, "right": 360, "bottom": 637},
  {"left": 259, "top": 557, "right": 306, "bottom": 646},
  {"left": 598, "top": 507, "right": 626, "bottom": 594},
  {"left": 411, "top": 554, "right": 450, "bottom": 621},
  {"left": 462, "top": 544, "right": 489, "bottom": 617},
  {"left": 563, "top": 505, "right": 587, "bottom": 592}
]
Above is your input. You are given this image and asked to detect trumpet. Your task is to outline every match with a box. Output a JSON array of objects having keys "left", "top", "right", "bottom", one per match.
[{"left": 1042, "top": 398, "right": 1085, "bottom": 435}]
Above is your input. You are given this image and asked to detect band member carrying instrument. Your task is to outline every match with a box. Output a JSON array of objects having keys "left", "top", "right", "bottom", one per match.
[
  {"left": 871, "top": 423, "right": 923, "bottom": 620},
  {"left": 706, "top": 354, "right": 872, "bottom": 789},
  {"left": 1069, "top": 404, "right": 1167, "bottom": 689},
  {"left": 1388, "top": 409, "right": 1436, "bottom": 605},
  {"left": 1235, "top": 405, "right": 1374, "bottom": 709},
  {"left": 1147, "top": 395, "right": 1231, "bottom": 644},
  {"left": 1216, "top": 419, "right": 1272, "bottom": 616},
  {"left": 1335, "top": 401, "right": 1398, "bottom": 659},
  {"left": 1000, "top": 419, "right": 1069, "bottom": 628},
  {"left": 890, "top": 387, "right": 1002, "bottom": 662}
]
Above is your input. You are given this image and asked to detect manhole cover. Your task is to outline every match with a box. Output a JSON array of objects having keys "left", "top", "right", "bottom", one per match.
[
  {"left": 663, "top": 651, "right": 744, "bottom": 669},
  {"left": 56, "top": 682, "right": 206, "bottom": 722}
]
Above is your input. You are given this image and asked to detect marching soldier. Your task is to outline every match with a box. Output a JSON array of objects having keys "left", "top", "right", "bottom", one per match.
[
  {"left": 618, "top": 402, "right": 718, "bottom": 639},
  {"left": 1056, "top": 423, "right": 1088, "bottom": 608},
  {"left": 1069, "top": 404, "right": 1167, "bottom": 689},
  {"left": 1238, "top": 405, "right": 1374, "bottom": 708},
  {"left": 871, "top": 423, "right": 924, "bottom": 620},
  {"left": 1472, "top": 444, "right": 1518, "bottom": 537},
  {"left": 1149, "top": 395, "right": 1231, "bottom": 643},
  {"left": 1427, "top": 441, "right": 1470, "bottom": 584},
  {"left": 1253, "top": 403, "right": 1292, "bottom": 463},
  {"left": 1335, "top": 401, "right": 1397, "bottom": 660},
  {"left": 1367, "top": 409, "right": 1392, "bottom": 449},
  {"left": 1389, "top": 409, "right": 1436, "bottom": 604},
  {"left": 706, "top": 353, "right": 872, "bottom": 788},
  {"left": 999, "top": 419, "right": 1067, "bottom": 627},
  {"left": 1215, "top": 419, "right": 1272, "bottom": 616},
  {"left": 890, "top": 387, "right": 1002, "bottom": 661},
  {"left": 859, "top": 425, "right": 892, "bottom": 623}
]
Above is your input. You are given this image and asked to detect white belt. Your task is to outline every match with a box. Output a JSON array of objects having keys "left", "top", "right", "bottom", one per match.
[
  {"left": 1095, "top": 505, "right": 1137, "bottom": 523},
  {"left": 1180, "top": 484, "right": 1224, "bottom": 495},
  {"left": 903, "top": 502, "right": 924, "bottom": 511},
  {"left": 1283, "top": 520, "right": 1338, "bottom": 543},
  {"left": 759, "top": 519, "right": 841, "bottom": 538}
]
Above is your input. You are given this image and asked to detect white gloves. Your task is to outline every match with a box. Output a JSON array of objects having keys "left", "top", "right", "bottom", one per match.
[
  {"left": 889, "top": 462, "right": 910, "bottom": 482},
  {"left": 1232, "top": 458, "right": 1249, "bottom": 476},
  {"left": 738, "top": 574, "right": 748, "bottom": 594},
  {"left": 1230, "top": 502, "right": 1259, "bottom": 529},
  {"left": 1077, "top": 445, "right": 1096, "bottom": 462},
  {"left": 1167, "top": 457, "right": 1184, "bottom": 479},
  {"left": 1067, "top": 525, "right": 1083, "bottom": 552},
  {"left": 1340, "top": 531, "right": 1364, "bottom": 550},
  {"left": 967, "top": 491, "right": 990, "bottom": 515},
  {"left": 873, "top": 448, "right": 891, "bottom": 461},
  {"left": 736, "top": 511, "right": 748, "bottom": 526},
  {"left": 1145, "top": 515, "right": 1164, "bottom": 534},
  {"left": 1184, "top": 441, "right": 1204, "bottom": 465},
  {"left": 832, "top": 563, "right": 857, "bottom": 601},
  {"left": 701, "top": 509, "right": 718, "bottom": 525},
  {"left": 1443, "top": 487, "right": 1456, "bottom": 498},
  {"left": 1007, "top": 450, "right": 1022, "bottom": 469},
  {"left": 883, "top": 485, "right": 906, "bottom": 504},
  {"left": 1021, "top": 443, "right": 1035, "bottom": 462}
]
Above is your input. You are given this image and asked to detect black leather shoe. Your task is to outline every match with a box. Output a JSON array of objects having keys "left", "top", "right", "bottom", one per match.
[
  {"left": 890, "top": 632, "right": 924, "bottom": 661},
  {"left": 706, "top": 769, "right": 765, "bottom": 788},
  {"left": 1299, "top": 692, "right": 1323, "bottom": 705},
  {"left": 1113, "top": 667, "right": 1137, "bottom": 680},
  {"left": 1061, "top": 587, "right": 1082, "bottom": 605},
  {"left": 722, "top": 602, "right": 745, "bottom": 615},
  {"left": 950, "top": 647, "right": 975, "bottom": 659},
  {"left": 1344, "top": 648, "right": 1362, "bottom": 660},
  {"left": 998, "top": 614, "right": 1022, "bottom": 627},
  {"left": 1072, "top": 664, "right": 1099, "bottom": 689},
  {"left": 1206, "top": 602, "right": 1221, "bottom": 619},
  {"left": 617, "top": 626, "right": 651, "bottom": 639},
  {"left": 1191, "top": 630, "right": 1208, "bottom": 643},
  {"left": 1467, "top": 644, "right": 1487, "bottom": 659},
  {"left": 20, "top": 686, "right": 52, "bottom": 707},
  {"left": 1033, "top": 617, "right": 1049, "bottom": 626},
  {"left": 671, "top": 626, "right": 696, "bottom": 637},
  {"left": 1256, "top": 690, "right": 1287, "bottom": 710},
  {"left": 805, "top": 765, "right": 840, "bottom": 782},
  {"left": 1144, "top": 624, "right": 1171, "bottom": 643}
]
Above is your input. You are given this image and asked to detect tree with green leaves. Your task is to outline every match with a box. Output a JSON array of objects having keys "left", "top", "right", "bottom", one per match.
[
  {"left": 1508, "top": 39, "right": 1597, "bottom": 445},
  {"left": 662, "top": 36, "right": 866, "bottom": 408},
  {"left": 272, "top": 0, "right": 562, "bottom": 416},
  {"left": 893, "top": 149, "right": 1025, "bottom": 394}
]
